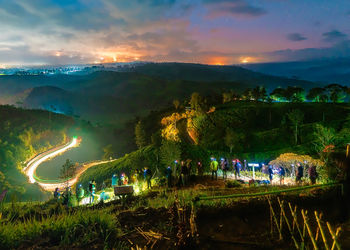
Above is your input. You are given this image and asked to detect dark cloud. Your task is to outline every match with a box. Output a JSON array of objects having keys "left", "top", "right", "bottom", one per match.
[
  {"left": 203, "top": 0, "right": 267, "bottom": 17},
  {"left": 266, "top": 40, "right": 350, "bottom": 61},
  {"left": 286, "top": 33, "right": 307, "bottom": 42},
  {"left": 322, "top": 29, "right": 347, "bottom": 42}
]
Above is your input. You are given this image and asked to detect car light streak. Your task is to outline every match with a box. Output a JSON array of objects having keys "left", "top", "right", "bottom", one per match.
[{"left": 25, "top": 137, "right": 78, "bottom": 184}]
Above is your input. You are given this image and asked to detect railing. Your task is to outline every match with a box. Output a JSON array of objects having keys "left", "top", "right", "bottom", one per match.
[
  {"left": 268, "top": 197, "right": 342, "bottom": 249},
  {"left": 194, "top": 182, "right": 343, "bottom": 201}
]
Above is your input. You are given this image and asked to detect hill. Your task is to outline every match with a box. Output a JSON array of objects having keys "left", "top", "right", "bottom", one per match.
[
  {"left": 1, "top": 63, "right": 320, "bottom": 121},
  {"left": 0, "top": 105, "right": 74, "bottom": 200},
  {"left": 130, "top": 62, "right": 319, "bottom": 90},
  {"left": 242, "top": 58, "right": 350, "bottom": 84},
  {"left": 78, "top": 101, "right": 350, "bottom": 186}
]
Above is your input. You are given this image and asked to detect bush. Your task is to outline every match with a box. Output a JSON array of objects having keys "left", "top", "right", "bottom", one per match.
[{"left": 225, "top": 180, "right": 242, "bottom": 188}]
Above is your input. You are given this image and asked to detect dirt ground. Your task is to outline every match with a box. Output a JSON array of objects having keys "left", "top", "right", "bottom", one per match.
[{"left": 108, "top": 178, "right": 349, "bottom": 249}]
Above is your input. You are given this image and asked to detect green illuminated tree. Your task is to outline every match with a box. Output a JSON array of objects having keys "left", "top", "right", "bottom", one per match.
[
  {"left": 325, "top": 84, "right": 346, "bottom": 103},
  {"left": 160, "top": 140, "right": 181, "bottom": 167},
  {"left": 313, "top": 123, "right": 336, "bottom": 155},
  {"left": 307, "top": 87, "right": 327, "bottom": 102},
  {"left": 285, "top": 86, "right": 305, "bottom": 102},
  {"left": 60, "top": 159, "right": 76, "bottom": 190},
  {"left": 135, "top": 120, "right": 147, "bottom": 149},
  {"left": 287, "top": 109, "right": 304, "bottom": 145},
  {"left": 270, "top": 87, "right": 286, "bottom": 101}
]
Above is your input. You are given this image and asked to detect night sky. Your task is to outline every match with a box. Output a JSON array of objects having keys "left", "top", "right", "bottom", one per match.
[{"left": 0, "top": 0, "right": 350, "bottom": 65}]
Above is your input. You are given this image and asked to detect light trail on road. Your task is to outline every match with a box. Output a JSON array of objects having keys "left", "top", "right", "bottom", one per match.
[
  {"left": 24, "top": 137, "right": 114, "bottom": 192},
  {"left": 24, "top": 137, "right": 78, "bottom": 184}
]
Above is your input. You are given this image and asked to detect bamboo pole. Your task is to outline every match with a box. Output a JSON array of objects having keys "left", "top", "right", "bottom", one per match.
[
  {"left": 278, "top": 198, "right": 300, "bottom": 249},
  {"left": 326, "top": 223, "right": 341, "bottom": 250},
  {"left": 315, "top": 212, "right": 323, "bottom": 242},
  {"left": 267, "top": 197, "right": 283, "bottom": 240},
  {"left": 289, "top": 202, "right": 303, "bottom": 241},
  {"left": 292, "top": 205, "right": 297, "bottom": 232},
  {"left": 301, "top": 209, "right": 318, "bottom": 250},
  {"left": 314, "top": 211, "right": 329, "bottom": 250},
  {"left": 279, "top": 198, "right": 284, "bottom": 240},
  {"left": 270, "top": 199, "right": 274, "bottom": 236}
]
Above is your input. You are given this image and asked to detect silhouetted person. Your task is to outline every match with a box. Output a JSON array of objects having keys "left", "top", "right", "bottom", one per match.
[
  {"left": 210, "top": 158, "right": 218, "bottom": 180},
  {"left": 296, "top": 163, "right": 303, "bottom": 184},
  {"left": 268, "top": 166, "right": 273, "bottom": 184},
  {"left": 166, "top": 166, "right": 172, "bottom": 187},
  {"left": 308, "top": 165, "right": 317, "bottom": 184},
  {"left": 279, "top": 166, "right": 285, "bottom": 185},
  {"left": 144, "top": 167, "right": 152, "bottom": 189}
]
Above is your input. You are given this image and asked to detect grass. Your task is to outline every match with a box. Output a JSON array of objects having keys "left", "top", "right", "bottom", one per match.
[
  {"left": 0, "top": 181, "right": 341, "bottom": 249},
  {"left": 0, "top": 201, "right": 122, "bottom": 249}
]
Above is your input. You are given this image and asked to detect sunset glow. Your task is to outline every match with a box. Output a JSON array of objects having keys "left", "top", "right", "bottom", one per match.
[{"left": 0, "top": 1, "right": 348, "bottom": 65}]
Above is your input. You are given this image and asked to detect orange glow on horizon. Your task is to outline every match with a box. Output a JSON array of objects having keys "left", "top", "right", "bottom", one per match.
[
  {"left": 239, "top": 56, "right": 256, "bottom": 64},
  {"left": 95, "top": 50, "right": 143, "bottom": 63},
  {"left": 207, "top": 56, "right": 228, "bottom": 66}
]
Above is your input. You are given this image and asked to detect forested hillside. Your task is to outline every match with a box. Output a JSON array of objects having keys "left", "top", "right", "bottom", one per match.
[
  {"left": 78, "top": 93, "right": 350, "bottom": 187},
  {"left": 0, "top": 63, "right": 322, "bottom": 127},
  {"left": 0, "top": 105, "right": 74, "bottom": 200}
]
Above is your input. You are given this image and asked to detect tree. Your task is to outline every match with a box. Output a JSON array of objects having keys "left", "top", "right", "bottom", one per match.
[
  {"left": 313, "top": 123, "right": 336, "bottom": 160},
  {"left": 103, "top": 144, "right": 114, "bottom": 160},
  {"left": 325, "top": 84, "right": 346, "bottom": 103},
  {"left": 242, "top": 88, "right": 253, "bottom": 100},
  {"left": 285, "top": 86, "right": 305, "bottom": 102},
  {"left": 190, "top": 92, "right": 205, "bottom": 113},
  {"left": 252, "top": 86, "right": 267, "bottom": 102},
  {"left": 313, "top": 124, "right": 338, "bottom": 179},
  {"left": 270, "top": 87, "right": 286, "bottom": 102},
  {"left": 160, "top": 140, "right": 181, "bottom": 167},
  {"left": 222, "top": 90, "right": 239, "bottom": 104},
  {"left": 307, "top": 87, "right": 327, "bottom": 102},
  {"left": 135, "top": 120, "right": 147, "bottom": 149},
  {"left": 173, "top": 99, "right": 180, "bottom": 110},
  {"left": 287, "top": 109, "right": 304, "bottom": 145},
  {"left": 222, "top": 92, "right": 233, "bottom": 104},
  {"left": 60, "top": 159, "right": 76, "bottom": 190},
  {"left": 224, "top": 128, "right": 243, "bottom": 153}
]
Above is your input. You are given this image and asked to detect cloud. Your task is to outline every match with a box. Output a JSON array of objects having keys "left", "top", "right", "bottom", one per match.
[
  {"left": 203, "top": 0, "right": 267, "bottom": 18},
  {"left": 322, "top": 29, "right": 347, "bottom": 43},
  {"left": 265, "top": 40, "right": 350, "bottom": 62},
  {"left": 286, "top": 33, "right": 307, "bottom": 42}
]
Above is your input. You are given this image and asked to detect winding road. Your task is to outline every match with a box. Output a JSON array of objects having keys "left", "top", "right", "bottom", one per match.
[{"left": 23, "top": 137, "right": 114, "bottom": 192}]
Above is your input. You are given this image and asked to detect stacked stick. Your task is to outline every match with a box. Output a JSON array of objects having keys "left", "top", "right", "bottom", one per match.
[{"left": 267, "top": 197, "right": 342, "bottom": 250}]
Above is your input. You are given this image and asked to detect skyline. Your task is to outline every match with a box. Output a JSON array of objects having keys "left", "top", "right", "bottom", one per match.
[{"left": 1, "top": 0, "right": 350, "bottom": 66}]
